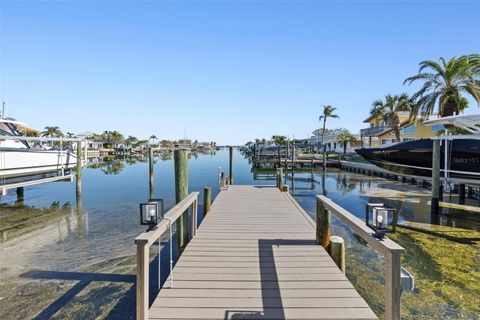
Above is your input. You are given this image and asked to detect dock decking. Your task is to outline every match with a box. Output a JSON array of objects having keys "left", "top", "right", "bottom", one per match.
[{"left": 150, "top": 185, "right": 377, "bottom": 320}]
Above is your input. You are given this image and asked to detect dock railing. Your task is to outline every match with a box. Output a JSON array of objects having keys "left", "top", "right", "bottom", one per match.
[
  {"left": 134, "top": 192, "right": 199, "bottom": 320},
  {"left": 317, "top": 195, "right": 405, "bottom": 320}
]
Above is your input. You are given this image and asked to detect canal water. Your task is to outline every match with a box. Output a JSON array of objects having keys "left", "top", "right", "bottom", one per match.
[{"left": 0, "top": 148, "right": 478, "bottom": 319}]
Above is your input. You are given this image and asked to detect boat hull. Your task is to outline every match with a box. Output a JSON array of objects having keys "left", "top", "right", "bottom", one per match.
[
  {"left": 0, "top": 148, "right": 79, "bottom": 179},
  {"left": 355, "top": 139, "right": 480, "bottom": 181}
]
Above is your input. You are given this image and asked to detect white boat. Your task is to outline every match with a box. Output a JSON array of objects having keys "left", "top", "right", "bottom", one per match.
[{"left": 0, "top": 118, "right": 81, "bottom": 179}]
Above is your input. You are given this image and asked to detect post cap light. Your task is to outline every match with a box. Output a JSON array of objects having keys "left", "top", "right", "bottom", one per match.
[
  {"left": 365, "top": 203, "right": 398, "bottom": 239},
  {"left": 139, "top": 198, "right": 164, "bottom": 230}
]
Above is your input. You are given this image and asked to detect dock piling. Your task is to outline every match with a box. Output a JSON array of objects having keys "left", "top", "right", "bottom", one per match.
[
  {"left": 330, "top": 236, "right": 345, "bottom": 273},
  {"left": 149, "top": 147, "right": 154, "bottom": 199},
  {"left": 316, "top": 196, "right": 331, "bottom": 249},
  {"left": 174, "top": 150, "right": 189, "bottom": 253},
  {"left": 431, "top": 140, "right": 440, "bottom": 215},
  {"left": 203, "top": 187, "right": 211, "bottom": 217},
  {"left": 458, "top": 184, "right": 466, "bottom": 205},
  {"left": 76, "top": 141, "right": 82, "bottom": 198},
  {"left": 229, "top": 146, "right": 234, "bottom": 185}
]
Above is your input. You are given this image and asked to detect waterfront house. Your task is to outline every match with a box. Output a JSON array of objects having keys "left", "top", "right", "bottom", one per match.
[
  {"left": 309, "top": 129, "right": 362, "bottom": 154},
  {"left": 360, "top": 112, "right": 443, "bottom": 147}
]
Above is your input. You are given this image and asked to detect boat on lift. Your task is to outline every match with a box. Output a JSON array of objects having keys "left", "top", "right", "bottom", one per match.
[
  {"left": 0, "top": 118, "right": 83, "bottom": 180},
  {"left": 355, "top": 114, "right": 480, "bottom": 184}
]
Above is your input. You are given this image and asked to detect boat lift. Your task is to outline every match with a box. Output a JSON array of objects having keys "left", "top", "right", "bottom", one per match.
[
  {"left": 423, "top": 114, "right": 480, "bottom": 193},
  {"left": 0, "top": 135, "right": 88, "bottom": 196}
]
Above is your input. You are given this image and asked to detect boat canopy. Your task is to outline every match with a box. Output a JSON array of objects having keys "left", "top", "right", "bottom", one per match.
[{"left": 422, "top": 114, "right": 480, "bottom": 134}]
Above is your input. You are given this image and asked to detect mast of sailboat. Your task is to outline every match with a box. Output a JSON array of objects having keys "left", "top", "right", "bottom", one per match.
[{"left": 2, "top": 101, "right": 5, "bottom": 119}]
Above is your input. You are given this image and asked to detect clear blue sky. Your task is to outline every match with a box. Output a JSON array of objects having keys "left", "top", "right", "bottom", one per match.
[{"left": 1, "top": 1, "right": 479, "bottom": 144}]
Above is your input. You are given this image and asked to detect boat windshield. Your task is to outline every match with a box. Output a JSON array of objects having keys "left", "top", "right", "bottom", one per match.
[{"left": 0, "top": 121, "right": 31, "bottom": 148}]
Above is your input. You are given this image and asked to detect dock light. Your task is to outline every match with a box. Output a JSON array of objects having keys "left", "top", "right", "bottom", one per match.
[
  {"left": 365, "top": 203, "right": 398, "bottom": 239},
  {"left": 139, "top": 198, "right": 164, "bottom": 230}
]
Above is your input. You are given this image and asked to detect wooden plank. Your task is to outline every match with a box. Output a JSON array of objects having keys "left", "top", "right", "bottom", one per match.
[
  {"left": 157, "top": 288, "right": 361, "bottom": 298},
  {"left": 149, "top": 307, "right": 377, "bottom": 319},
  {"left": 162, "top": 280, "right": 355, "bottom": 289},
  {"left": 152, "top": 297, "right": 370, "bottom": 308}
]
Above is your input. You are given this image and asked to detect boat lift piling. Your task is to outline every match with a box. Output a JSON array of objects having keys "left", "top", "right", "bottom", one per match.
[{"left": 431, "top": 139, "right": 441, "bottom": 216}]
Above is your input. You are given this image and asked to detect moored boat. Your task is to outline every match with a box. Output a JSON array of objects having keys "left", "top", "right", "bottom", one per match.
[
  {"left": 0, "top": 118, "right": 82, "bottom": 179},
  {"left": 355, "top": 114, "right": 480, "bottom": 183}
]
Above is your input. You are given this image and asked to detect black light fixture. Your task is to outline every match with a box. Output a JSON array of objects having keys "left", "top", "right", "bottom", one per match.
[
  {"left": 365, "top": 203, "right": 398, "bottom": 239},
  {"left": 139, "top": 198, "right": 164, "bottom": 230}
]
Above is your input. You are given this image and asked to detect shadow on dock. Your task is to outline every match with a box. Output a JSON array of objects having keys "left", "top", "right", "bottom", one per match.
[{"left": 225, "top": 239, "right": 316, "bottom": 320}]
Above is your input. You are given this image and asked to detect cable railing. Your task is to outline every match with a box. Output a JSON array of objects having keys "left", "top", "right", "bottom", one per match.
[{"left": 134, "top": 192, "right": 199, "bottom": 320}]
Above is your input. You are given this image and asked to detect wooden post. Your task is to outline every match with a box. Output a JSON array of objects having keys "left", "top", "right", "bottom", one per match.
[
  {"left": 431, "top": 139, "right": 440, "bottom": 215},
  {"left": 316, "top": 196, "right": 331, "bottom": 249},
  {"left": 229, "top": 146, "right": 234, "bottom": 185},
  {"left": 458, "top": 184, "right": 466, "bottom": 205},
  {"left": 282, "top": 185, "right": 289, "bottom": 193},
  {"left": 16, "top": 187, "right": 24, "bottom": 205},
  {"left": 322, "top": 145, "right": 327, "bottom": 172},
  {"left": 76, "top": 141, "right": 82, "bottom": 198},
  {"left": 149, "top": 147, "right": 154, "bottom": 199},
  {"left": 135, "top": 239, "right": 149, "bottom": 320},
  {"left": 278, "top": 168, "right": 283, "bottom": 190},
  {"left": 385, "top": 251, "right": 402, "bottom": 320},
  {"left": 174, "top": 150, "right": 189, "bottom": 252},
  {"left": 203, "top": 187, "right": 211, "bottom": 216},
  {"left": 329, "top": 236, "right": 345, "bottom": 273}
]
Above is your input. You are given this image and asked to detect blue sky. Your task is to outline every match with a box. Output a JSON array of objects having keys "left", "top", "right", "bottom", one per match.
[{"left": 1, "top": 1, "right": 479, "bottom": 144}]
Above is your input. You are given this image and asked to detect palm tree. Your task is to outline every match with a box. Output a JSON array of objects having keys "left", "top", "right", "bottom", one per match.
[
  {"left": 41, "top": 126, "right": 63, "bottom": 137},
  {"left": 24, "top": 130, "right": 39, "bottom": 137},
  {"left": 404, "top": 55, "right": 480, "bottom": 118},
  {"left": 271, "top": 135, "right": 287, "bottom": 146},
  {"left": 370, "top": 93, "right": 413, "bottom": 142},
  {"left": 336, "top": 130, "right": 357, "bottom": 154},
  {"left": 66, "top": 132, "right": 76, "bottom": 138},
  {"left": 110, "top": 131, "right": 124, "bottom": 142},
  {"left": 149, "top": 134, "right": 158, "bottom": 144},
  {"left": 319, "top": 105, "right": 339, "bottom": 147}
]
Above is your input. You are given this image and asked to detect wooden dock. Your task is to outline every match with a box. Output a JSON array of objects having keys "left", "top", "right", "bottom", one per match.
[{"left": 148, "top": 185, "right": 377, "bottom": 320}]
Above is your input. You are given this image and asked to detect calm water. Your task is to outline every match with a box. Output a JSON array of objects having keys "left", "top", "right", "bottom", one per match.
[{"left": 0, "top": 148, "right": 478, "bottom": 319}]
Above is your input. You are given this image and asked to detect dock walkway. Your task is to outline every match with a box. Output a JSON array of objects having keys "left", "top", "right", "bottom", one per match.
[{"left": 150, "top": 185, "right": 377, "bottom": 319}]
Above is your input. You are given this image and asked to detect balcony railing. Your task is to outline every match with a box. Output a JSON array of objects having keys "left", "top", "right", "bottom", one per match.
[{"left": 360, "top": 126, "right": 388, "bottom": 137}]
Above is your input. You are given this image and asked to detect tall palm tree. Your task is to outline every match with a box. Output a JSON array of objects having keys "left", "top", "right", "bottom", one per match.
[
  {"left": 149, "top": 134, "right": 158, "bottom": 144},
  {"left": 404, "top": 55, "right": 480, "bottom": 118},
  {"left": 370, "top": 93, "right": 413, "bottom": 142},
  {"left": 319, "top": 105, "right": 339, "bottom": 147},
  {"left": 336, "top": 130, "right": 357, "bottom": 154}
]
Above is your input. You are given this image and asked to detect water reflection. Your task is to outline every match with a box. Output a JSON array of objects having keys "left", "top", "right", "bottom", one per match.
[{"left": 286, "top": 169, "right": 480, "bottom": 230}]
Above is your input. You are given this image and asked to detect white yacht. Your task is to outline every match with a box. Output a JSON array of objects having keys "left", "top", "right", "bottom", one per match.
[{"left": 0, "top": 118, "right": 81, "bottom": 179}]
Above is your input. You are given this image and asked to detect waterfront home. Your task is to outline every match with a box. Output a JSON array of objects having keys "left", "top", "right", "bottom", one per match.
[
  {"left": 176, "top": 139, "right": 192, "bottom": 149},
  {"left": 309, "top": 129, "right": 362, "bottom": 154},
  {"left": 360, "top": 112, "right": 443, "bottom": 147}
]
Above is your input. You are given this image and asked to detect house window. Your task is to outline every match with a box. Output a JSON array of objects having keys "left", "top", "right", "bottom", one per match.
[
  {"left": 382, "top": 139, "right": 387, "bottom": 145},
  {"left": 400, "top": 124, "right": 416, "bottom": 134},
  {"left": 403, "top": 138, "right": 415, "bottom": 142},
  {"left": 432, "top": 125, "right": 444, "bottom": 132},
  {"left": 334, "top": 142, "right": 337, "bottom": 149}
]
